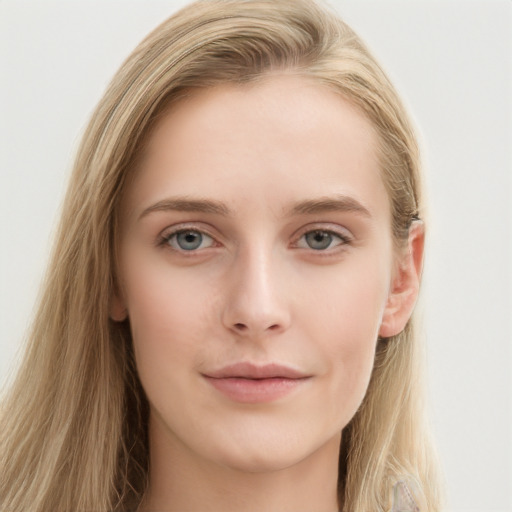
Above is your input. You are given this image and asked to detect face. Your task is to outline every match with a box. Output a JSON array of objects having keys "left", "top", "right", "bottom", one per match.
[{"left": 113, "top": 75, "right": 415, "bottom": 474}]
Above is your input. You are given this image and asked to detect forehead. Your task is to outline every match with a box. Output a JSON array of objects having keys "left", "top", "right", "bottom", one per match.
[{"left": 124, "top": 74, "right": 389, "bottom": 223}]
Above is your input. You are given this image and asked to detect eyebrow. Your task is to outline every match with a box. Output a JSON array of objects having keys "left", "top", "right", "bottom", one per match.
[
  {"left": 289, "top": 195, "right": 372, "bottom": 218},
  {"left": 138, "top": 197, "right": 232, "bottom": 221},
  {"left": 138, "top": 194, "right": 371, "bottom": 221}
]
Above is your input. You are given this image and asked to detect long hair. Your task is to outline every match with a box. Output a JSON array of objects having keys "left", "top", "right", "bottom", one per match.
[{"left": 0, "top": 1, "right": 444, "bottom": 510}]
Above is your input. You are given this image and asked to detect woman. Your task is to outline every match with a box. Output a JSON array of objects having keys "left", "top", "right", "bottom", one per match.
[{"left": 0, "top": 0, "right": 444, "bottom": 510}]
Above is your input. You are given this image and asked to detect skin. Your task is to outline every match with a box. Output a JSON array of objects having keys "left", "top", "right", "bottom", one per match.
[{"left": 112, "top": 74, "right": 424, "bottom": 512}]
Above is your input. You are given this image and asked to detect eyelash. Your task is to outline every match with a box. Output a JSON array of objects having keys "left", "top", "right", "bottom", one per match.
[
  {"left": 294, "top": 228, "right": 352, "bottom": 251},
  {"left": 157, "top": 225, "right": 218, "bottom": 252},
  {"left": 157, "top": 224, "right": 353, "bottom": 254}
]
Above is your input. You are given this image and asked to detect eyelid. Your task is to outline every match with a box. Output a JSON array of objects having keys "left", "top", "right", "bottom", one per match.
[
  {"left": 291, "top": 223, "right": 353, "bottom": 246},
  {"left": 169, "top": 231, "right": 215, "bottom": 251},
  {"left": 158, "top": 223, "right": 221, "bottom": 251},
  {"left": 156, "top": 222, "right": 353, "bottom": 253},
  {"left": 295, "top": 232, "right": 345, "bottom": 250}
]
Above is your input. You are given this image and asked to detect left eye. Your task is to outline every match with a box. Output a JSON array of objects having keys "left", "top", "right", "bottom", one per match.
[
  {"left": 297, "top": 230, "right": 347, "bottom": 250},
  {"left": 165, "top": 230, "right": 215, "bottom": 251}
]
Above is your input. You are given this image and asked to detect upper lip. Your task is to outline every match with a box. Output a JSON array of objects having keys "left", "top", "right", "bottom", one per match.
[{"left": 203, "top": 362, "right": 309, "bottom": 380}]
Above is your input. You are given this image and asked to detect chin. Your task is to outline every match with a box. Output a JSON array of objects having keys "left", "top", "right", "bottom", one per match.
[
  {"left": 217, "top": 448, "right": 306, "bottom": 474},
  {"left": 204, "top": 424, "right": 336, "bottom": 475}
]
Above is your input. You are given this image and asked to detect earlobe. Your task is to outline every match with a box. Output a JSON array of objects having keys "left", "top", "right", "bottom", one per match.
[
  {"left": 379, "top": 221, "right": 425, "bottom": 338},
  {"left": 110, "top": 293, "right": 128, "bottom": 322}
]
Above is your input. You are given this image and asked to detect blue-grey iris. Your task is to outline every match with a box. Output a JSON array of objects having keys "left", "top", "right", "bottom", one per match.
[
  {"left": 176, "top": 231, "right": 203, "bottom": 250},
  {"left": 305, "top": 231, "right": 332, "bottom": 250}
]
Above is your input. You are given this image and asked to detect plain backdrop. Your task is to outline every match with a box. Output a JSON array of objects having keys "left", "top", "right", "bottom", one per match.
[{"left": 0, "top": 1, "right": 511, "bottom": 511}]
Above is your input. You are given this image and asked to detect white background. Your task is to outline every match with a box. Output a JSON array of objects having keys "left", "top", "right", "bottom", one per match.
[{"left": 0, "top": 1, "right": 511, "bottom": 511}]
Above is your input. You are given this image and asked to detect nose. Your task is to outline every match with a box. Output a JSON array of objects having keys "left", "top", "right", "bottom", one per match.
[{"left": 221, "top": 245, "right": 291, "bottom": 338}]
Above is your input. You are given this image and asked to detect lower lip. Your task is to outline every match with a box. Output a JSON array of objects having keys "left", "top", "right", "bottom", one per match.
[{"left": 203, "top": 376, "right": 309, "bottom": 403}]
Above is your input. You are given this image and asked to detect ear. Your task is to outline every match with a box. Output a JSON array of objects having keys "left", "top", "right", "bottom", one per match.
[
  {"left": 379, "top": 221, "right": 425, "bottom": 338},
  {"left": 110, "top": 291, "right": 128, "bottom": 322}
]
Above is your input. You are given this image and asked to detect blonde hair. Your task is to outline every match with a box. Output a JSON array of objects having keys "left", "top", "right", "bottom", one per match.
[{"left": 0, "top": 1, "right": 444, "bottom": 510}]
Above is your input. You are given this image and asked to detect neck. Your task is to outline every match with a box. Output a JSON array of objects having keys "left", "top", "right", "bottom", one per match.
[{"left": 139, "top": 413, "right": 341, "bottom": 512}]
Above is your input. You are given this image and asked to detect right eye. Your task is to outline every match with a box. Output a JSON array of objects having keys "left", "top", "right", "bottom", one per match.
[{"left": 163, "top": 229, "right": 215, "bottom": 252}]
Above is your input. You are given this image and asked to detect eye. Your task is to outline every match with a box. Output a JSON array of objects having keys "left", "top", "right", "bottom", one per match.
[
  {"left": 164, "top": 229, "right": 215, "bottom": 251},
  {"left": 297, "top": 229, "right": 349, "bottom": 251}
]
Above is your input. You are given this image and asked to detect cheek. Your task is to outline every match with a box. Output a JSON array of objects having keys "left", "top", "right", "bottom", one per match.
[
  {"left": 298, "top": 250, "right": 390, "bottom": 343},
  {"left": 119, "top": 249, "right": 218, "bottom": 388},
  {"left": 297, "top": 255, "right": 390, "bottom": 423}
]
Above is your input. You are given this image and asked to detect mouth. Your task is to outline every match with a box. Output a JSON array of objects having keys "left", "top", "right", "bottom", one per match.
[{"left": 202, "top": 362, "right": 311, "bottom": 403}]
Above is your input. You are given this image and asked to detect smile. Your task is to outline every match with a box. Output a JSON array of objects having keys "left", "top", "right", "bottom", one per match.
[{"left": 202, "top": 362, "right": 312, "bottom": 403}]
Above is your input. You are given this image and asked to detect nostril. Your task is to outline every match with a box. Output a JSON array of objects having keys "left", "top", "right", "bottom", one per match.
[{"left": 232, "top": 322, "right": 281, "bottom": 332}]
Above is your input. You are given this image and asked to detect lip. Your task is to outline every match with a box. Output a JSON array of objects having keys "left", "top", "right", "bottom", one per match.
[{"left": 202, "top": 362, "right": 311, "bottom": 403}]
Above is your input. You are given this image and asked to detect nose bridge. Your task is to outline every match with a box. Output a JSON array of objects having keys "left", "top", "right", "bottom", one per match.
[{"left": 222, "top": 240, "right": 290, "bottom": 336}]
